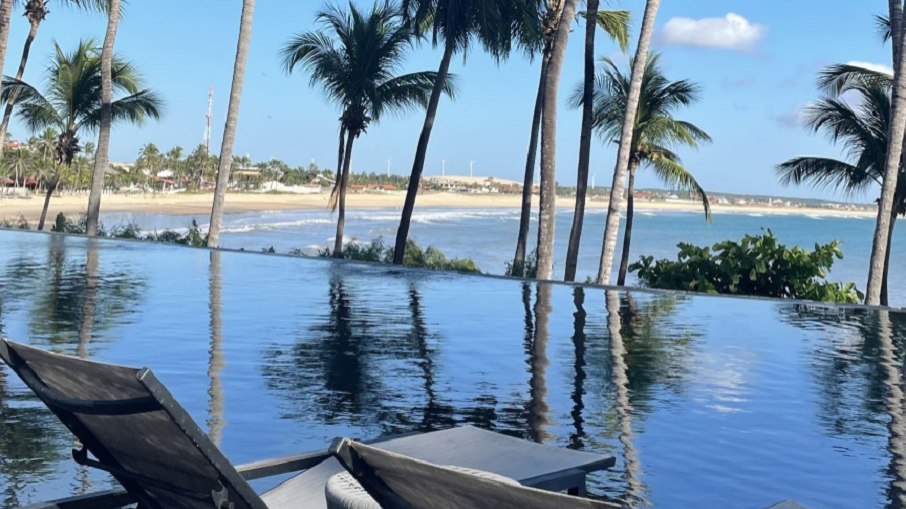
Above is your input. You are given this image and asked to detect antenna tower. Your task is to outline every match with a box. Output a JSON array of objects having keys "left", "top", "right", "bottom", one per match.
[{"left": 204, "top": 84, "right": 214, "bottom": 155}]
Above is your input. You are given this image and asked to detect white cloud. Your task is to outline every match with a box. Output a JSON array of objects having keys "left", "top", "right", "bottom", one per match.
[
  {"left": 775, "top": 103, "right": 814, "bottom": 129},
  {"left": 846, "top": 60, "right": 894, "bottom": 76},
  {"left": 662, "top": 13, "right": 765, "bottom": 50}
]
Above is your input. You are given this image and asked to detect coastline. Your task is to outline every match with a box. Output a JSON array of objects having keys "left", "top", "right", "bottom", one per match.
[{"left": 0, "top": 191, "right": 875, "bottom": 225}]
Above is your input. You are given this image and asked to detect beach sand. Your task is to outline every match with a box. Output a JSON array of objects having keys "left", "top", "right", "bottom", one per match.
[{"left": 0, "top": 190, "right": 875, "bottom": 225}]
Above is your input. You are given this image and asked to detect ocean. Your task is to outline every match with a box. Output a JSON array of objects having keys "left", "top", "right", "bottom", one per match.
[{"left": 99, "top": 206, "right": 904, "bottom": 306}]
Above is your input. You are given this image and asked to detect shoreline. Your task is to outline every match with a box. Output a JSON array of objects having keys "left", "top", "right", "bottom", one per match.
[{"left": 0, "top": 191, "right": 875, "bottom": 225}]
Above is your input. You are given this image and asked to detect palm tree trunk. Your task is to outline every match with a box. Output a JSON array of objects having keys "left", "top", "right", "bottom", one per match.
[
  {"left": 882, "top": 202, "right": 898, "bottom": 306},
  {"left": 336, "top": 126, "right": 346, "bottom": 190},
  {"left": 85, "top": 0, "right": 121, "bottom": 237},
  {"left": 333, "top": 134, "right": 355, "bottom": 257},
  {"left": 37, "top": 175, "right": 58, "bottom": 231},
  {"left": 868, "top": 12, "right": 906, "bottom": 304},
  {"left": 892, "top": 0, "right": 903, "bottom": 73},
  {"left": 564, "top": 0, "right": 600, "bottom": 282},
  {"left": 207, "top": 0, "right": 255, "bottom": 247},
  {"left": 536, "top": 0, "right": 579, "bottom": 281},
  {"left": 512, "top": 50, "right": 551, "bottom": 277},
  {"left": 596, "top": 0, "right": 661, "bottom": 285},
  {"left": 329, "top": 125, "right": 346, "bottom": 210},
  {"left": 617, "top": 161, "right": 639, "bottom": 285},
  {"left": 0, "top": 1, "right": 13, "bottom": 139},
  {"left": 0, "top": 19, "right": 39, "bottom": 160},
  {"left": 393, "top": 38, "right": 455, "bottom": 265}
]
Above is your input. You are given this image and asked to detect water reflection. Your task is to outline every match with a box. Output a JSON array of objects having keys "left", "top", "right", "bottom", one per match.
[
  {"left": 26, "top": 235, "right": 145, "bottom": 354},
  {"left": 208, "top": 251, "right": 225, "bottom": 446},
  {"left": 6, "top": 230, "right": 906, "bottom": 507},
  {"left": 77, "top": 241, "right": 99, "bottom": 358},
  {"left": 879, "top": 310, "right": 906, "bottom": 509},
  {"left": 607, "top": 291, "right": 645, "bottom": 507},
  {"left": 779, "top": 305, "right": 906, "bottom": 508},
  {"left": 262, "top": 272, "right": 417, "bottom": 431},
  {"left": 570, "top": 288, "right": 587, "bottom": 450},
  {"left": 409, "top": 283, "right": 456, "bottom": 432},
  {"left": 528, "top": 284, "right": 553, "bottom": 443}
]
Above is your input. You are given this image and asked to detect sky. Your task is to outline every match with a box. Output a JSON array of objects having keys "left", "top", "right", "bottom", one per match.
[{"left": 2, "top": 0, "right": 892, "bottom": 201}]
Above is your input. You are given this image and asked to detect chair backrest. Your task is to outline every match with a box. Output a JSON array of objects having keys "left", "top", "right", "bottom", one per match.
[
  {"left": 331, "top": 438, "right": 621, "bottom": 509},
  {"left": 0, "top": 339, "right": 268, "bottom": 509}
]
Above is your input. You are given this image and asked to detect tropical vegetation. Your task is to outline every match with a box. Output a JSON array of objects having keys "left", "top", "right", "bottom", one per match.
[
  {"left": 318, "top": 236, "right": 480, "bottom": 273},
  {"left": 562, "top": 4, "right": 630, "bottom": 282},
  {"left": 392, "top": 0, "right": 530, "bottom": 265},
  {"left": 866, "top": 1, "right": 906, "bottom": 305},
  {"left": 1, "top": 39, "right": 161, "bottom": 230},
  {"left": 778, "top": 63, "right": 900, "bottom": 305},
  {"left": 283, "top": 1, "right": 451, "bottom": 257},
  {"left": 208, "top": 0, "right": 255, "bottom": 247},
  {"left": 85, "top": 0, "right": 123, "bottom": 236},
  {"left": 580, "top": 53, "right": 711, "bottom": 286},
  {"left": 0, "top": 1, "right": 901, "bottom": 306},
  {"left": 597, "top": 0, "right": 662, "bottom": 285},
  {"left": 630, "top": 231, "right": 863, "bottom": 304}
]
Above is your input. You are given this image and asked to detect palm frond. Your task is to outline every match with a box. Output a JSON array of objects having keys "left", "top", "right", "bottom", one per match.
[
  {"left": 777, "top": 156, "right": 876, "bottom": 198},
  {"left": 877, "top": 14, "right": 892, "bottom": 43},
  {"left": 647, "top": 153, "right": 711, "bottom": 222},
  {"left": 818, "top": 63, "right": 892, "bottom": 96},
  {"left": 578, "top": 9, "right": 630, "bottom": 52},
  {"left": 2, "top": 76, "right": 61, "bottom": 132},
  {"left": 372, "top": 71, "right": 456, "bottom": 119}
]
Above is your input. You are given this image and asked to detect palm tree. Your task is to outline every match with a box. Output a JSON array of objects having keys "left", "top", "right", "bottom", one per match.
[
  {"left": 597, "top": 0, "right": 662, "bottom": 285},
  {"left": 778, "top": 64, "right": 902, "bottom": 305},
  {"left": 2, "top": 146, "right": 27, "bottom": 190},
  {"left": 580, "top": 54, "right": 711, "bottom": 285},
  {"left": 85, "top": 0, "right": 121, "bottom": 237},
  {"left": 3, "top": 39, "right": 161, "bottom": 230},
  {"left": 534, "top": 0, "right": 579, "bottom": 280},
  {"left": 392, "top": 0, "right": 527, "bottom": 264},
  {"left": 207, "top": 0, "right": 255, "bottom": 247},
  {"left": 136, "top": 142, "right": 161, "bottom": 191},
  {"left": 563, "top": 4, "right": 630, "bottom": 281},
  {"left": 868, "top": 1, "right": 906, "bottom": 305},
  {"left": 512, "top": 2, "right": 629, "bottom": 278},
  {"left": 0, "top": 0, "right": 107, "bottom": 160},
  {"left": 283, "top": 1, "right": 449, "bottom": 257},
  {"left": 0, "top": 2, "right": 14, "bottom": 130}
]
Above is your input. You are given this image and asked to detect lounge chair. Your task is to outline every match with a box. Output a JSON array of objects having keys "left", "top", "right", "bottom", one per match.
[
  {"left": 328, "top": 437, "right": 621, "bottom": 508},
  {"left": 0, "top": 339, "right": 615, "bottom": 509}
]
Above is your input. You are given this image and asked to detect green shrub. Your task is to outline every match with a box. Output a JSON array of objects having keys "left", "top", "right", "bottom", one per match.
[
  {"left": 319, "top": 237, "right": 481, "bottom": 274},
  {"left": 0, "top": 215, "right": 30, "bottom": 230},
  {"left": 505, "top": 249, "right": 538, "bottom": 279},
  {"left": 630, "top": 230, "right": 863, "bottom": 304},
  {"left": 51, "top": 213, "right": 96, "bottom": 234},
  {"left": 107, "top": 221, "right": 142, "bottom": 239},
  {"left": 143, "top": 220, "right": 207, "bottom": 247},
  {"left": 49, "top": 213, "right": 208, "bottom": 247}
]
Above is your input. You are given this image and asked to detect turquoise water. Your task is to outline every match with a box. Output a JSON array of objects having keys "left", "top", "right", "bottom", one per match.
[
  {"left": 99, "top": 206, "right": 904, "bottom": 305},
  {"left": 1, "top": 229, "right": 905, "bottom": 508}
]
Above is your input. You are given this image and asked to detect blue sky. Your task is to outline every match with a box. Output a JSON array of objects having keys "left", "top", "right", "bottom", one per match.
[{"left": 3, "top": 0, "right": 891, "bottom": 200}]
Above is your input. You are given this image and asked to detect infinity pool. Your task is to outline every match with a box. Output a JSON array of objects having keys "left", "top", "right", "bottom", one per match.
[{"left": 0, "top": 229, "right": 903, "bottom": 508}]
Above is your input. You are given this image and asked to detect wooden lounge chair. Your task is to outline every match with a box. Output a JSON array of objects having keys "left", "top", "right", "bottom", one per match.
[{"left": 0, "top": 339, "right": 615, "bottom": 509}]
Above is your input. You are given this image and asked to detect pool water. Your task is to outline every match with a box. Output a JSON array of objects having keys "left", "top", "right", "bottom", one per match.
[{"left": 0, "top": 229, "right": 903, "bottom": 508}]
